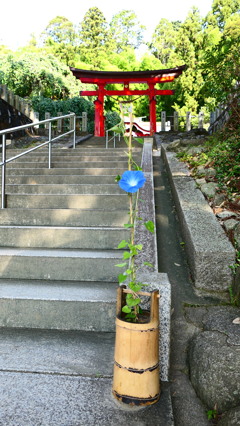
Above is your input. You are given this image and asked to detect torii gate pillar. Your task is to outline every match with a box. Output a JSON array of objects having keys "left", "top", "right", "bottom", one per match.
[
  {"left": 94, "top": 84, "right": 105, "bottom": 137},
  {"left": 149, "top": 83, "right": 157, "bottom": 135}
]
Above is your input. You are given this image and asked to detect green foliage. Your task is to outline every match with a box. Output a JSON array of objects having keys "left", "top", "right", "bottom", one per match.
[
  {"left": 205, "top": 0, "right": 240, "bottom": 30},
  {"left": 79, "top": 7, "right": 110, "bottom": 69},
  {"left": 148, "top": 18, "right": 180, "bottom": 65},
  {"left": 31, "top": 96, "right": 94, "bottom": 132},
  {"left": 207, "top": 408, "right": 218, "bottom": 420},
  {"left": 41, "top": 16, "right": 77, "bottom": 45},
  {"left": 109, "top": 10, "right": 146, "bottom": 53},
  {"left": 228, "top": 285, "right": 239, "bottom": 306},
  {"left": 0, "top": 52, "right": 80, "bottom": 99},
  {"left": 201, "top": 14, "right": 240, "bottom": 107},
  {"left": 105, "top": 111, "right": 121, "bottom": 130},
  {"left": 177, "top": 125, "right": 240, "bottom": 196}
]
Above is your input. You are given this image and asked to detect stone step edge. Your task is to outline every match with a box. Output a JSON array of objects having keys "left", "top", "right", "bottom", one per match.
[{"left": 159, "top": 139, "right": 235, "bottom": 294}]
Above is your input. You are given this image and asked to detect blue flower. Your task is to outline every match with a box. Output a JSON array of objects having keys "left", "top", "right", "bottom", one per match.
[{"left": 118, "top": 170, "right": 146, "bottom": 193}]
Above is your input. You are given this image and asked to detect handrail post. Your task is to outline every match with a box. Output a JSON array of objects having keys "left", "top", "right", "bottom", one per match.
[
  {"left": 73, "top": 114, "right": 76, "bottom": 149},
  {"left": 48, "top": 122, "right": 52, "bottom": 169},
  {"left": 106, "top": 130, "right": 109, "bottom": 149},
  {"left": 1, "top": 134, "right": 6, "bottom": 209}
]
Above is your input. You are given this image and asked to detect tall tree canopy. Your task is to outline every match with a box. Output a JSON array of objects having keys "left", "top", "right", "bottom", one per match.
[
  {"left": 201, "top": 13, "right": 240, "bottom": 106},
  {"left": 79, "top": 7, "right": 110, "bottom": 68},
  {"left": 41, "top": 16, "right": 77, "bottom": 45},
  {"left": 109, "top": 10, "right": 145, "bottom": 53},
  {"left": 205, "top": 0, "right": 240, "bottom": 29},
  {"left": 148, "top": 19, "right": 181, "bottom": 65}
]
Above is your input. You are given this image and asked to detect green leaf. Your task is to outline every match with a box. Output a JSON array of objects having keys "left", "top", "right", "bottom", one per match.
[
  {"left": 115, "top": 262, "right": 127, "bottom": 268},
  {"left": 144, "top": 220, "right": 155, "bottom": 233},
  {"left": 134, "top": 137, "right": 144, "bottom": 145},
  {"left": 123, "top": 251, "right": 132, "bottom": 260},
  {"left": 143, "top": 261, "right": 154, "bottom": 268},
  {"left": 124, "top": 313, "right": 137, "bottom": 321},
  {"left": 115, "top": 175, "right": 121, "bottom": 182},
  {"left": 122, "top": 305, "right": 131, "bottom": 313},
  {"left": 124, "top": 223, "right": 134, "bottom": 229},
  {"left": 129, "top": 282, "right": 142, "bottom": 292},
  {"left": 117, "top": 240, "right": 129, "bottom": 249},
  {"left": 127, "top": 297, "right": 141, "bottom": 307},
  {"left": 118, "top": 273, "right": 128, "bottom": 283}
]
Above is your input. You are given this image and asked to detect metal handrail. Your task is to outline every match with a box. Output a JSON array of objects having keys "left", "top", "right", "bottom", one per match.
[
  {"left": 1, "top": 113, "right": 76, "bottom": 208},
  {"left": 105, "top": 122, "right": 123, "bottom": 148}
]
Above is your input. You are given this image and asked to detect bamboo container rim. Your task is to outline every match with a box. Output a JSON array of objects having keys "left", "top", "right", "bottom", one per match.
[{"left": 122, "top": 288, "right": 160, "bottom": 298}]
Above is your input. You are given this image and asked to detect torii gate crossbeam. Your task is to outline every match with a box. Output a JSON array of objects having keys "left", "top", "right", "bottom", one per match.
[{"left": 70, "top": 67, "right": 186, "bottom": 137}]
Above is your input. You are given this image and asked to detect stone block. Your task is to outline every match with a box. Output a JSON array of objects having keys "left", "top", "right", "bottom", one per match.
[{"left": 161, "top": 147, "right": 235, "bottom": 292}]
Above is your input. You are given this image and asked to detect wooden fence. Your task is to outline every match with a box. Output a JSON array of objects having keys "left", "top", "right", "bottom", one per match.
[{"left": 0, "top": 85, "right": 88, "bottom": 133}]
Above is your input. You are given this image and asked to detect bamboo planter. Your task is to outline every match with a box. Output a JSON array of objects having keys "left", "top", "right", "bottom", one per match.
[{"left": 112, "top": 286, "right": 160, "bottom": 406}]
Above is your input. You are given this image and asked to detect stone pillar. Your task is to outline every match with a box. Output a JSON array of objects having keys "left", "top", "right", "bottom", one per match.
[
  {"left": 33, "top": 112, "right": 39, "bottom": 134},
  {"left": 57, "top": 112, "right": 63, "bottom": 133},
  {"left": 161, "top": 111, "right": 166, "bottom": 131},
  {"left": 173, "top": 111, "right": 179, "bottom": 131},
  {"left": 198, "top": 111, "right": 204, "bottom": 129},
  {"left": 82, "top": 112, "right": 87, "bottom": 132},
  {"left": 45, "top": 112, "right": 51, "bottom": 130},
  {"left": 1, "top": 85, "right": 8, "bottom": 101},
  {"left": 14, "top": 95, "right": 20, "bottom": 111},
  {"left": 8, "top": 91, "right": 14, "bottom": 107},
  {"left": 69, "top": 113, "right": 75, "bottom": 131},
  {"left": 186, "top": 111, "right": 191, "bottom": 131}
]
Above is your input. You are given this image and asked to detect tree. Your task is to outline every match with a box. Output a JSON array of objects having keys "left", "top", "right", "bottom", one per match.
[
  {"left": 205, "top": 0, "right": 240, "bottom": 30},
  {"left": 40, "top": 16, "right": 78, "bottom": 66},
  {"left": 41, "top": 16, "right": 77, "bottom": 45},
  {"left": 109, "top": 10, "right": 146, "bottom": 53},
  {"left": 201, "top": 13, "right": 240, "bottom": 107},
  {"left": 78, "top": 7, "right": 110, "bottom": 68},
  {"left": 148, "top": 19, "right": 180, "bottom": 65},
  {"left": 0, "top": 52, "right": 80, "bottom": 99}
]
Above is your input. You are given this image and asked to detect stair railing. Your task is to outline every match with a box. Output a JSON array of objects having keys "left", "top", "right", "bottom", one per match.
[
  {"left": 105, "top": 122, "right": 123, "bottom": 148},
  {"left": 0, "top": 113, "right": 76, "bottom": 209}
]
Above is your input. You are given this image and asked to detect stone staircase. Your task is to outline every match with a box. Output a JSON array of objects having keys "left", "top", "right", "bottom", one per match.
[
  {"left": 0, "top": 144, "right": 143, "bottom": 331},
  {"left": 0, "top": 140, "right": 174, "bottom": 425}
]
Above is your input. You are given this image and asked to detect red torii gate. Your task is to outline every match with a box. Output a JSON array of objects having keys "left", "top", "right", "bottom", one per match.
[{"left": 70, "top": 66, "right": 185, "bottom": 137}]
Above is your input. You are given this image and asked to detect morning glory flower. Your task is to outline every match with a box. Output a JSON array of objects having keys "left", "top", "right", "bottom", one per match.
[{"left": 118, "top": 170, "right": 146, "bottom": 193}]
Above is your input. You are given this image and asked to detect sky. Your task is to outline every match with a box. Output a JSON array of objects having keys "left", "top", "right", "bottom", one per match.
[{"left": 0, "top": 0, "right": 214, "bottom": 50}]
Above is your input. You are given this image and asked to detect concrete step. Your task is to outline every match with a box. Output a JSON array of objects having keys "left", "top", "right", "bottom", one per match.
[
  {"left": 0, "top": 208, "right": 129, "bottom": 227},
  {"left": 0, "top": 327, "right": 115, "bottom": 374},
  {"left": 6, "top": 193, "right": 128, "bottom": 209},
  {"left": 4, "top": 183, "right": 124, "bottom": 195},
  {"left": 0, "top": 248, "right": 124, "bottom": 281},
  {"left": 6, "top": 147, "right": 142, "bottom": 155},
  {"left": 4, "top": 175, "right": 117, "bottom": 185},
  {"left": 0, "top": 225, "right": 129, "bottom": 249},
  {"left": 0, "top": 280, "right": 118, "bottom": 331},
  {"left": 5, "top": 167, "right": 126, "bottom": 176},
  {"left": 7, "top": 161, "right": 128, "bottom": 169},
  {"left": 9, "top": 155, "right": 137, "bottom": 162},
  {"left": 0, "top": 329, "right": 173, "bottom": 425}
]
